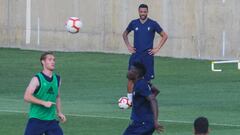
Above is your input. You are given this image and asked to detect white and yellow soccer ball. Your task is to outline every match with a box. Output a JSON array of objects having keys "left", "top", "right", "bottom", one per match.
[
  {"left": 65, "top": 17, "right": 82, "bottom": 33},
  {"left": 118, "top": 97, "right": 130, "bottom": 109}
]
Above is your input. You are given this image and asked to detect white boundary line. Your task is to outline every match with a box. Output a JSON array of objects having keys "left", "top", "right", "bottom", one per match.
[
  {"left": 0, "top": 98, "right": 22, "bottom": 102},
  {"left": 211, "top": 60, "right": 240, "bottom": 72},
  {"left": 0, "top": 109, "right": 239, "bottom": 127}
]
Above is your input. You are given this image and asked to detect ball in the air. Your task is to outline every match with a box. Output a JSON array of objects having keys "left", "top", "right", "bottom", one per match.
[{"left": 65, "top": 17, "right": 82, "bottom": 33}]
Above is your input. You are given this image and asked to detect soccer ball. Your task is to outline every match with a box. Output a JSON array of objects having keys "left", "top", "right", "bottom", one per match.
[
  {"left": 65, "top": 17, "right": 82, "bottom": 33},
  {"left": 118, "top": 97, "right": 130, "bottom": 109}
]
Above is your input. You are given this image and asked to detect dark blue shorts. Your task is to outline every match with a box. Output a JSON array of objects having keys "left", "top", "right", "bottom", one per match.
[
  {"left": 24, "top": 118, "right": 63, "bottom": 135},
  {"left": 123, "top": 121, "right": 155, "bottom": 135},
  {"left": 128, "top": 52, "right": 154, "bottom": 81}
]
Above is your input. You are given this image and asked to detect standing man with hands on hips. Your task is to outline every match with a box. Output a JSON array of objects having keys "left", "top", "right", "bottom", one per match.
[{"left": 123, "top": 4, "right": 168, "bottom": 104}]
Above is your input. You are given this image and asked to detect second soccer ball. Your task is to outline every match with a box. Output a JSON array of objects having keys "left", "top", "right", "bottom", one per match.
[{"left": 118, "top": 97, "right": 131, "bottom": 109}]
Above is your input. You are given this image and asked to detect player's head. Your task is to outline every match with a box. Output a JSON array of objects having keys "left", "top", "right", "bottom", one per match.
[
  {"left": 40, "top": 52, "right": 55, "bottom": 71},
  {"left": 138, "top": 4, "right": 148, "bottom": 20},
  {"left": 127, "top": 62, "right": 146, "bottom": 81},
  {"left": 194, "top": 117, "right": 209, "bottom": 135}
]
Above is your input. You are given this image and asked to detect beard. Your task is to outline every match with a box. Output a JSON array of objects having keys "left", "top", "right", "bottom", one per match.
[{"left": 140, "top": 15, "right": 147, "bottom": 20}]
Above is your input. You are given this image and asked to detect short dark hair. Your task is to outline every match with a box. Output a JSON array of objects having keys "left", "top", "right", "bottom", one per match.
[
  {"left": 40, "top": 51, "right": 54, "bottom": 65},
  {"left": 138, "top": 4, "right": 148, "bottom": 10},
  {"left": 194, "top": 117, "right": 209, "bottom": 134},
  {"left": 132, "top": 62, "right": 146, "bottom": 78}
]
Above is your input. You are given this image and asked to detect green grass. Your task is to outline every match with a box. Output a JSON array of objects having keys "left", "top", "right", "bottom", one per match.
[{"left": 0, "top": 48, "right": 239, "bottom": 135}]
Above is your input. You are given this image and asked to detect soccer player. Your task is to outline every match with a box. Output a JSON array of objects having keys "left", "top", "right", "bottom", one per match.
[
  {"left": 194, "top": 117, "right": 210, "bottom": 135},
  {"left": 123, "top": 62, "right": 163, "bottom": 135},
  {"left": 24, "top": 52, "right": 66, "bottom": 135},
  {"left": 123, "top": 4, "right": 168, "bottom": 104}
]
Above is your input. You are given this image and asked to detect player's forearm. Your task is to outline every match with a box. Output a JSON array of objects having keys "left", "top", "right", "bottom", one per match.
[
  {"left": 56, "top": 96, "right": 62, "bottom": 114},
  {"left": 156, "top": 32, "right": 168, "bottom": 49},
  {"left": 122, "top": 31, "right": 131, "bottom": 47},
  {"left": 150, "top": 97, "right": 159, "bottom": 122},
  {"left": 24, "top": 94, "right": 45, "bottom": 106}
]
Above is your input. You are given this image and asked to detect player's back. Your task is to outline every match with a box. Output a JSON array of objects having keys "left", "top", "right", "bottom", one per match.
[{"left": 131, "top": 79, "right": 153, "bottom": 122}]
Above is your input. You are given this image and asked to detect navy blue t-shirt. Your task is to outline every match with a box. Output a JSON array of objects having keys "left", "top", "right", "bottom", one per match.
[
  {"left": 131, "top": 79, "right": 153, "bottom": 122},
  {"left": 126, "top": 18, "right": 163, "bottom": 53}
]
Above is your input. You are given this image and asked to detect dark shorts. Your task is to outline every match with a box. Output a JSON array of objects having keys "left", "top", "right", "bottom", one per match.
[
  {"left": 123, "top": 121, "right": 155, "bottom": 135},
  {"left": 128, "top": 52, "right": 154, "bottom": 81},
  {"left": 24, "top": 118, "right": 63, "bottom": 135}
]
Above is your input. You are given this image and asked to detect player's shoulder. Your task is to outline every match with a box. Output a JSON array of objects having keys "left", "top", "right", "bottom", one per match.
[
  {"left": 135, "top": 79, "right": 148, "bottom": 87},
  {"left": 32, "top": 75, "right": 39, "bottom": 81},
  {"left": 34, "top": 72, "right": 41, "bottom": 81},
  {"left": 54, "top": 73, "right": 61, "bottom": 82},
  {"left": 55, "top": 73, "right": 60, "bottom": 79},
  {"left": 132, "top": 18, "right": 139, "bottom": 22},
  {"left": 130, "top": 19, "right": 139, "bottom": 24},
  {"left": 134, "top": 79, "right": 150, "bottom": 92},
  {"left": 35, "top": 72, "right": 41, "bottom": 77},
  {"left": 30, "top": 75, "right": 40, "bottom": 86},
  {"left": 148, "top": 18, "right": 159, "bottom": 24}
]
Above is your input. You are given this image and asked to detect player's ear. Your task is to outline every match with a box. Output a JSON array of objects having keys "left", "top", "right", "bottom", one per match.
[{"left": 41, "top": 60, "right": 44, "bottom": 66}]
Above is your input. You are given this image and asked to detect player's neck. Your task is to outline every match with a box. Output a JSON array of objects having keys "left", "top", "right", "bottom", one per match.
[
  {"left": 42, "top": 69, "right": 53, "bottom": 78},
  {"left": 139, "top": 18, "right": 148, "bottom": 24}
]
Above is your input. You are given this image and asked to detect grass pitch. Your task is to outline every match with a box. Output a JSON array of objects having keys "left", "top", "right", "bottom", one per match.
[{"left": 0, "top": 48, "right": 239, "bottom": 135}]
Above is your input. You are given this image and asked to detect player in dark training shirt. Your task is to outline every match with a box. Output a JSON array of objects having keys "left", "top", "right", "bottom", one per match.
[
  {"left": 123, "top": 62, "right": 163, "bottom": 135},
  {"left": 123, "top": 4, "right": 168, "bottom": 104}
]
